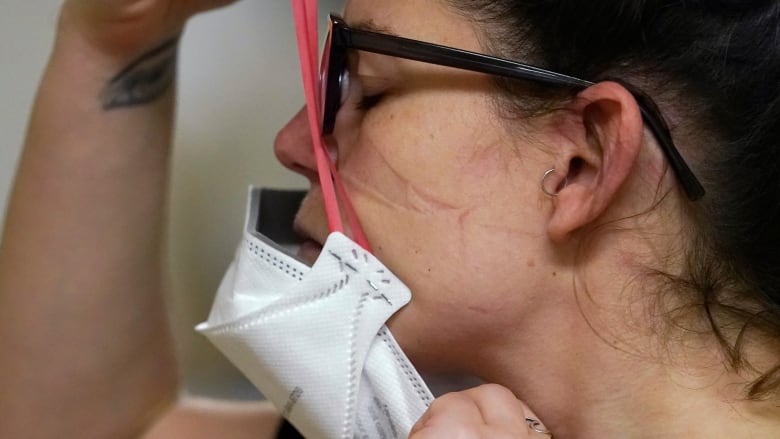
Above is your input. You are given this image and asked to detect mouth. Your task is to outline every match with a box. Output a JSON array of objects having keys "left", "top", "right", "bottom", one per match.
[{"left": 293, "top": 222, "right": 324, "bottom": 266}]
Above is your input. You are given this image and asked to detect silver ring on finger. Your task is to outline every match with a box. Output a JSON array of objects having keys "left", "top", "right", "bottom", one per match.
[{"left": 525, "top": 416, "right": 553, "bottom": 437}]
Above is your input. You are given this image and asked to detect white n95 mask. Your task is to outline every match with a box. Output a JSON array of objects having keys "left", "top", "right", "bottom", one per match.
[{"left": 197, "top": 188, "right": 434, "bottom": 439}]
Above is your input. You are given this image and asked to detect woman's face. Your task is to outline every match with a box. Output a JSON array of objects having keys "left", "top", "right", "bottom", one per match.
[{"left": 276, "top": 0, "right": 560, "bottom": 373}]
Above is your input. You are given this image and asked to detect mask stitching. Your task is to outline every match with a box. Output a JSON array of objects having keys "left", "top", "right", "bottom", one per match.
[
  {"left": 204, "top": 273, "right": 349, "bottom": 334},
  {"left": 378, "top": 328, "right": 434, "bottom": 406},
  {"left": 205, "top": 246, "right": 369, "bottom": 334},
  {"left": 344, "top": 290, "right": 371, "bottom": 439},
  {"left": 340, "top": 246, "right": 398, "bottom": 438},
  {"left": 247, "top": 240, "right": 304, "bottom": 281},
  {"left": 245, "top": 248, "right": 303, "bottom": 284},
  {"left": 333, "top": 250, "right": 394, "bottom": 306},
  {"left": 210, "top": 242, "right": 423, "bottom": 435}
]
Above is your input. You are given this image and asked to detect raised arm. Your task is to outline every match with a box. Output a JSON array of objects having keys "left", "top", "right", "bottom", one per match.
[{"left": 0, "top": 1, "right": 234, "bottom": 437}]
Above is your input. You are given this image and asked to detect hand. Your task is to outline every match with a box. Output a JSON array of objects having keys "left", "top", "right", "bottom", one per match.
[
  {"left": 58, "top": 0, "right": 238, "bottom": 56},
  {"left": 409, "top": 384, "right": 553, "bottom": 439}
]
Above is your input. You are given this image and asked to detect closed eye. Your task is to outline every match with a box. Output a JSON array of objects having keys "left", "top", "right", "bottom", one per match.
[{"left": 356, "top": 93, "right": 385, "bottom": 111}]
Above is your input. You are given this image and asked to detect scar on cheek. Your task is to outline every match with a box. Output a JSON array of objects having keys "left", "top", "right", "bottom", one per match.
[{"left": 406, "top": 182, "right": 460, "bottom": 214}]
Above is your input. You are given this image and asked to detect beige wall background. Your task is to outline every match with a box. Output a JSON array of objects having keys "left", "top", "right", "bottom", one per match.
[{"left": 1, "top": 0, "right": 343, "bottom": 399}]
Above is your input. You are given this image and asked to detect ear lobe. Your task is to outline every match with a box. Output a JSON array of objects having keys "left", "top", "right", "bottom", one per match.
[{"left": 547, "top": 81, "right": 645, "bottom": 243}]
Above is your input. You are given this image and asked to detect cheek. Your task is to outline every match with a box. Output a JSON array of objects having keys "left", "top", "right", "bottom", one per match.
[
  {"left": 334, "top": 87, "right": 548, "bottom": 346},
  {"left": 339, "top": 86, "right": 505, "bottom": 214}
]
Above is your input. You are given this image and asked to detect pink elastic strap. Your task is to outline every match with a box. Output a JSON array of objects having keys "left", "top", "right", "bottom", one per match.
[
  {"left": 328, "top": 160, "right": 372, "bottom": 251},
  {"left": 291, "top": 0, "right": 371, "bottom": 250},
  {"left": 292, "top": 0, "right": 341, "bottom": 232}
]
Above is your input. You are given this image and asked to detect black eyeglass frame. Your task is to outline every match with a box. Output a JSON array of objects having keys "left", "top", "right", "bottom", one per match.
[{"left": 320, "top": 14, "right": 705, "bottom": 200}]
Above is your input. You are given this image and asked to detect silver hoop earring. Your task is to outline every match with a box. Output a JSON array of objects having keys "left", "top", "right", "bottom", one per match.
[{"left": 541, "top": 168, "right": 567, "bottom": 197}]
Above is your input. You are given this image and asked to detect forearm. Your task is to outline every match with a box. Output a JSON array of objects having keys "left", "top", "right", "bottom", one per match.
[{"left": 0, "top": 17, "right": 180, "bottom": 438}]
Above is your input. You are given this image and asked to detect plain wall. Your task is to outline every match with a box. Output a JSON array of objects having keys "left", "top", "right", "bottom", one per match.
[{"left": 1, "top": 0, "right": 343, "bottom": 398}]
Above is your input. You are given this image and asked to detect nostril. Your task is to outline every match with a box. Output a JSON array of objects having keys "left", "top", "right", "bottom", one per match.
[{"left": 290, "top": 163, "right": 320, "bottom": 183}]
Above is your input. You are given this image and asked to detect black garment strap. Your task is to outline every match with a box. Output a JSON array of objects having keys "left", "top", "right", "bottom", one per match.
[{"left": 275, "top": 420, "right": 306, "bottom": 439}]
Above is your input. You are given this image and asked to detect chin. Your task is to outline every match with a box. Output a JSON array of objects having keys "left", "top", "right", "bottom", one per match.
[{"left": 296, "top": 239, "right": 323, "bottom": 266}]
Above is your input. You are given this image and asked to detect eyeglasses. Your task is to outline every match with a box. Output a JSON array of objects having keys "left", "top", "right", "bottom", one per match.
[{"left": 320, "top": 14, "right": 705, "bottom": 200}]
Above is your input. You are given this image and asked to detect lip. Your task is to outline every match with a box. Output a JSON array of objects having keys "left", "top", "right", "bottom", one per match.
[{"left": 293, "top": 222, "right": 324, "bottom": 266}]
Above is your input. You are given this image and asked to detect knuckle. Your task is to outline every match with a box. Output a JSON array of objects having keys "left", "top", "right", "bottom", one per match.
[
  {"left": 434, "top": 391, "right": 474, "bottom": 407},
  {"left": 478, "top": 383, "right": 517, "bottom": 400}
]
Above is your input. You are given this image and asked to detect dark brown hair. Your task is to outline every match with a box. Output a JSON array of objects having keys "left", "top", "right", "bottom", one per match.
[{"left": 450, "top": 0, "right": 780, "bottom": 398}]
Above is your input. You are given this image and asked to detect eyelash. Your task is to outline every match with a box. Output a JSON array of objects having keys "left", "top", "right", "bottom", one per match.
[{"left": 356, "top": 93, "right": 384, "bottom": 111}]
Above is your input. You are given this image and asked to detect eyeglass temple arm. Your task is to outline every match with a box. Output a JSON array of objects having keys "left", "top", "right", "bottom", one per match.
[
  {"left": 338, "top": 27, "right": 593, "bottom": 89},
  {"left": 615, "top": 77, "right": 705, "bottom": 200},
  {"left": 639, "top": 106, "right": 705, "bottom": 200},
  {"left": 337, "top": 26, "right": 706, "bottom": 200}
]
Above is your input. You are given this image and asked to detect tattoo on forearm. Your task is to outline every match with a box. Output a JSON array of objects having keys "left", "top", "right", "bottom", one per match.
[{"left": 101, "top": 37, "right": 180, "bottom": 110}]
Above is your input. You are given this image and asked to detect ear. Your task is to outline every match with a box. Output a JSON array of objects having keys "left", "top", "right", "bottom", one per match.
[{"left": 547, "top": 81, "right": 644, "bottom": 243}]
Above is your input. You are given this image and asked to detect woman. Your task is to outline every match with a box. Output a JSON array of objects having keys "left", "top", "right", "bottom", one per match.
[{"left": 1, "top": 0, "right": 779, "bottom": 437}]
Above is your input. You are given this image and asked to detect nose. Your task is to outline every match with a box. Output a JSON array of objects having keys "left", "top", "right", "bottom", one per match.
[{"left": 274, "top": 107, "right": 318, "bottom": 182}]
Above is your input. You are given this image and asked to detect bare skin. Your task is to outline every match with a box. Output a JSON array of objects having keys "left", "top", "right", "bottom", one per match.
[
  {"left": 3, "top": 0, "right": 779, "bottom": 438},
  {"left": 0, "top": 0, "right": 546, "bottom": 436},
  {"left": 278, "top": 0, "right": 780, "bottom": 437},
  {"left": 0, "top": 0, "right": 237, "bottom": 437}
]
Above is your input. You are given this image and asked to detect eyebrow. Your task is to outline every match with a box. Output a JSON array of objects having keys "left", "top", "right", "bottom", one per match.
[{"left": 348, "top": 18, "right": 401, "bottom": 37}]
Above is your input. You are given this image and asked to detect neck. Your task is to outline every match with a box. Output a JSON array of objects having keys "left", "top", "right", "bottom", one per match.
[
  {"left": 470, "top": 258, "right": 780, "bottom": 438},
  {"left": 481, "top": 310, "right": 780, "bottom": 438}
]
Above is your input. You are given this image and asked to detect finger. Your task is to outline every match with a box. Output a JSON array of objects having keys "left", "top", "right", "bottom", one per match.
[
  {"left": 423, "top": 391, "right": 484, "bottom": 427},
  {"left": 411, "top": 422, "right": 527, "bottom": 439},
  {"left": 410, "top": 391, "right": 484, "bottom": 437},
  {"left": 461, "top": 384, "right": 530, "bottom": 432}
]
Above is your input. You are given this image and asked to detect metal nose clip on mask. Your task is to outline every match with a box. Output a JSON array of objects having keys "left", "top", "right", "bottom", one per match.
[{"left": 197, "top": 189, "right": 433, "bottom": 439}]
